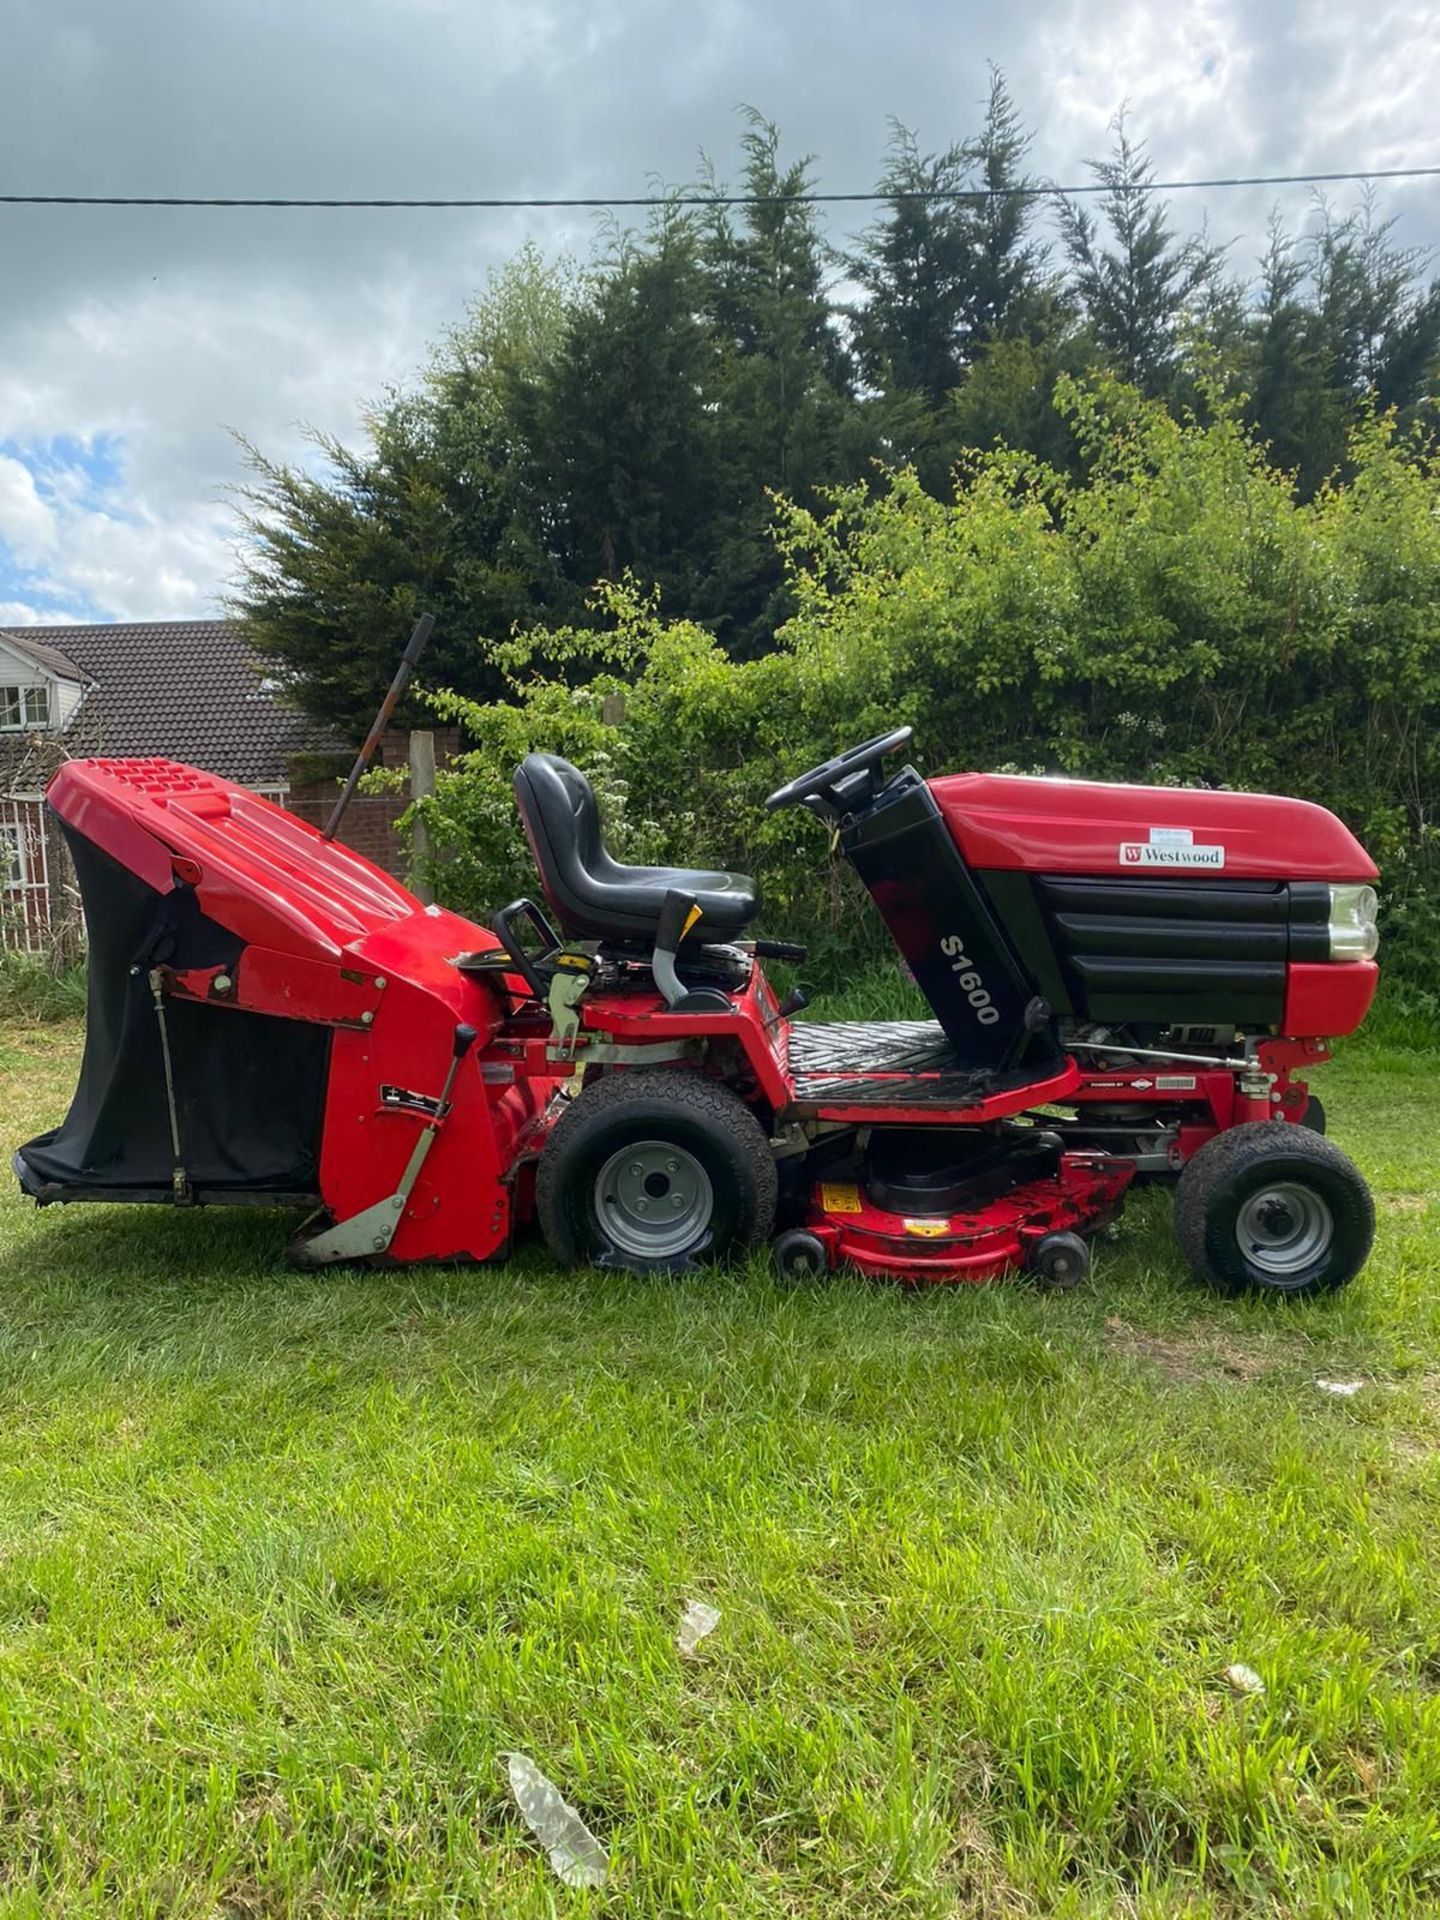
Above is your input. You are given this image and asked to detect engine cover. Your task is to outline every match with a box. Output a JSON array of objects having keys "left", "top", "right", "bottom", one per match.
[{"left": 930, "top": 772, "right": 1378, "bottom": 882}]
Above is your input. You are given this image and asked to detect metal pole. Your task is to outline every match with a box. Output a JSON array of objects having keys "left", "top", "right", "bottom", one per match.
[
  {"left": 322, "top": 612, "right": 435, "bottom": 843},
  {"left": 147, "top": 968, "right": 190, "bottom": 1204},
  {"left": 408, "top": 728, "right": 437, "bottom": 905}
]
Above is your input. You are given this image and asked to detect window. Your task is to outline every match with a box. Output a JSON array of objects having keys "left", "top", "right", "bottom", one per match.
[
  {"left": 0, "top": 823, "right": 26, "bottom": 889},
  {"left": 0, "top": 686, "right": 51, "bottom": 730}
]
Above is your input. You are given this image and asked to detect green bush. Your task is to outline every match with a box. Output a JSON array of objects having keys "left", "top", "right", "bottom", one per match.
[
  {"left": 412, "top": 374, "right": 1440, "bottom": 991},
  {"left": 0, "top": 951, "right": 88, "bottom": 1024}
]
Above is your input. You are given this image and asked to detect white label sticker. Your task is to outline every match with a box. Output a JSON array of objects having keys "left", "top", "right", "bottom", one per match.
[
  {"left": 1120, "top": 841, "right": 1225, "bottom": 869},
  {"left": 1155, "top": 1075, "right": 1198, "bottom": 1091},
  {"left": 1149, "top": 827, "right": 1193, "bottom": 846}
]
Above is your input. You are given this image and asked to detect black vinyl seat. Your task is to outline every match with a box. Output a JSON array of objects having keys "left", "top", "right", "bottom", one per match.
[{"left": 513, "top": 752, "right": 761, "bottom": 945}]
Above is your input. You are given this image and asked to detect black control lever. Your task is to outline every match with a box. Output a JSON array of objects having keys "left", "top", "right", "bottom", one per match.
[
  {"left": 433, "top": 1022, "right": 479, "bottom": 1120},
  {"left": 433, "top": 1029, "right": 485, "bottom": 1121},
  {"left": 490, "top": 898, "right": 563, "bottom": 999},
  {"left": 752, "top": 938, "right": 809, "bottom": 963},
  {"left": 323, "top": 612, "right": 435, "bottom": 842}
]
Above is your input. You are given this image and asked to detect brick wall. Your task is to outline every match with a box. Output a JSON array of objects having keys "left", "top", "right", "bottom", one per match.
[
  {"left": 285, "top": 726, "right": 461, "bottom": 881},
  {"left": 285, "top": 788, "right": 410, "bottom": 874}
]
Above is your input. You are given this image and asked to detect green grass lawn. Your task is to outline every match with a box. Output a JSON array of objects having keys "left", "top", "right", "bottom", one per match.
[{"left": 0, "top": 1022, "right": 1438, "bottom": 1917}]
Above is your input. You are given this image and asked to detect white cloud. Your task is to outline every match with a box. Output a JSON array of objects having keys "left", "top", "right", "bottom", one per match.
[
  {"left": 51, "top": 498, "right": 233, "bottom": 623},
  {"left": 0, "top": 601, "right": 47, "bottom": 627},
  {"left": 1286, "top": 2, "right": 1440, "bottom": 168},
  {"left": 1043, "top": 0, "right": 1254, "bottom": 164},
  {"left": 0, "top": 0, "right": 1438, "bottom": 629},
  {"left": 0, "top": 270, "right": 453, "bottom": 620},
  {"left": 0, "top": 456, "right": 59, "bottom": 567}
]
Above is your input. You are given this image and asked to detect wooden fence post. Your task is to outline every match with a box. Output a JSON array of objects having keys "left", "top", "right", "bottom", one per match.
[{"left": 409, "top": 729, "right": 437, "bottom": 905}]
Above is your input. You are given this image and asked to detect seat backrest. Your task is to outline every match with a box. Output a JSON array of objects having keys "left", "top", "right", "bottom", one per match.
[{"left": 513, "top": 752, "right": 607, "bottom": 935}]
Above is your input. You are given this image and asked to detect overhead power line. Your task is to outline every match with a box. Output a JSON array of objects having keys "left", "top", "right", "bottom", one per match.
[{"left": 2, "top": 165, "right": 1440, "bottom": 210}]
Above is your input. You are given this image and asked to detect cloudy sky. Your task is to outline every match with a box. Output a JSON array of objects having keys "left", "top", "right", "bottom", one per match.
[{"left": 1, "top": 0, "right": 1437, "bottom": 630}]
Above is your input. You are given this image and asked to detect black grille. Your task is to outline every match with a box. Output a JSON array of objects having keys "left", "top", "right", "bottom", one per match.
[{"left": 1021, "top": 875, "right": 1328, "bottom": 1026}]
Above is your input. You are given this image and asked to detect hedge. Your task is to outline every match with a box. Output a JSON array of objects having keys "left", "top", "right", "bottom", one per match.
[{"left": 406, "top": 375, "right": 1440, "bottom": 1012}]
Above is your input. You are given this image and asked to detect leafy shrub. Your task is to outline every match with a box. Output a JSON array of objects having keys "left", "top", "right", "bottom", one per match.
[
  {"left": 0, "top": 951, "right": 88, "bottom": 1024},
  {"left": 412, "top": 374, "right": 1440, "bottom": 992}
]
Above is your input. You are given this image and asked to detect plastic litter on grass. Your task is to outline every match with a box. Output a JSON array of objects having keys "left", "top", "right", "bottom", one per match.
[
  {"left": 502, "top": 1752, "right": 608, "bottom": 1890},
  {"left": 676, "top": 1599, "right": 721, "bottom": 1656}
]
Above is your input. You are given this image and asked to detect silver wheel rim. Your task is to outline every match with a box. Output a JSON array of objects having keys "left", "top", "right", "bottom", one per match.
[
  {"left": 1236, "top": 1181, "right": 1334, "bottom": 1277},
  {"left": 594, "top": 1139, "right": 714, "bottom": 1260}
]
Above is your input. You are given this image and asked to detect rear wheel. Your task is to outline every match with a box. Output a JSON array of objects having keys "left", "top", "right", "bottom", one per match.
[
  {"left": 1173, "top": 1120, "right": 1373, "bottom": 1298},
  {"left": 537, "top": 1072, "right": 777, "bottom": 1272}
]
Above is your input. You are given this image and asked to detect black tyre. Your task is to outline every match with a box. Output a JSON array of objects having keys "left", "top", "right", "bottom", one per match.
[
  {"left": 1173, "top": 1120, "right": 1373, "bottom": 1298},
  {"left": 1027, "top": 1230, "right": 1090, "bottom": 1290},
  {"left": 537, "top": 1071, "right": 777, "bottom": 1272},
  {"left": 1300, "top": 1093, "right": 1326, "bottom": 1134},
  {"left": 772, "top": 1228, "right": 830, "bottom": 1283}
]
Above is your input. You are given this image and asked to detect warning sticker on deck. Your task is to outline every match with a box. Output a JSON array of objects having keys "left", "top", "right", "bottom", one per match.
[
  {"left": 820, "top": 1183, "right": 863, "bottom": 1214},
  {"left": 903, "top": 1218, "right": 950, "bottom": 1237}
]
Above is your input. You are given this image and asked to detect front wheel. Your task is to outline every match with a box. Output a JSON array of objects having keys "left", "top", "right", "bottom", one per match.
[
  {"left": 536, "top": 1071, "right": 777, "bottom": 1273},
  {"left": 1173, "top": 1120, "right": 1374, "bottom": 1298}
]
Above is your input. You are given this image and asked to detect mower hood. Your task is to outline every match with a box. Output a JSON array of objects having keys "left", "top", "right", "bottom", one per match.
[{"left": 930, "top": 772, "right": 1379, "bottom": 883}]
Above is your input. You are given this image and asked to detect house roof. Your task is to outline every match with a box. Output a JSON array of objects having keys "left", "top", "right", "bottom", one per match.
[
  {"left": 0, "top": 629, "right": 87, "bottom": 683},
  {"left": 0, "top": 619, "right": 341, "bottom": 787}
]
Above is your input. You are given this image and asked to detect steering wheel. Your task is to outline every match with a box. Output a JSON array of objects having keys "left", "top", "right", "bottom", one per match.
[{"left": 765, "top": 727, "right": 915, "bottom": 812}]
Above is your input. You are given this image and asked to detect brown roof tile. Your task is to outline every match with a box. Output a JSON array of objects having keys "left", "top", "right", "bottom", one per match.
[
  {"left": 0, "top": 620, "right": 342, "bottom": 787},
  {"left": 0, "top": 630, "right": 88, "bottom": 682}
]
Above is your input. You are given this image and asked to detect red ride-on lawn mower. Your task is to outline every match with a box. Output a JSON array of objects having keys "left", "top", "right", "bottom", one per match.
[{"left": 16, "top": 727, "right": 1381, "bottom": 1298}]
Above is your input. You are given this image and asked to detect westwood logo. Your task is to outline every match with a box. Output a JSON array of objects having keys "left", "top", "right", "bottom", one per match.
[{"left": 1118, "top": 840, "right": 1227, "bottom": 870}]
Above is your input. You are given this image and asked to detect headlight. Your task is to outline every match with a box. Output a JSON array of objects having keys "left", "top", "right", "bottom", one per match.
[{"left": 1327, "top": 884, "right": 1379, "bottom": 962}]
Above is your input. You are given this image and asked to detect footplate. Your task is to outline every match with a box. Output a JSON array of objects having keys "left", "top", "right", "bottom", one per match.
[
  {"left": 789, "top": 1020, "right": 960, "bottom": 1077},
  {"left": 786, "top": 1020, "right": 1078, "bottom": 1120}
]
